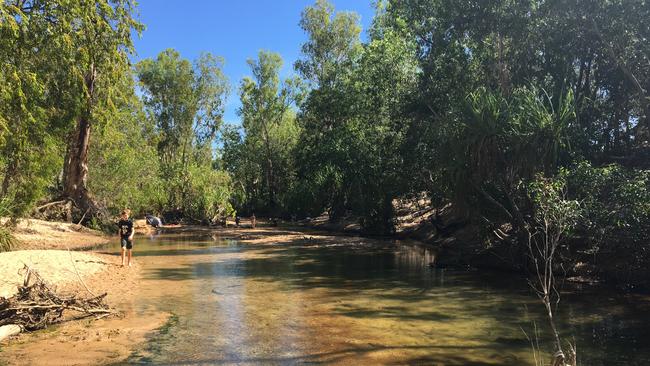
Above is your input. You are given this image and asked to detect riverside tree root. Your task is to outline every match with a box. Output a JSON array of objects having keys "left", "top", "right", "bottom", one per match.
[{"left": 0, "top": 265, "right": 115, "bottom": 331}]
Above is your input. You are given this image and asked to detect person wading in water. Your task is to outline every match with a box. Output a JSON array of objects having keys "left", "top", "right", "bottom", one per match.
[{"left": 117, "top": 209, "right": 135, "bottom": 267}]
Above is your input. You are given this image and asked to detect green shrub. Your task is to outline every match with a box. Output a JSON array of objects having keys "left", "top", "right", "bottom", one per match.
[
  {"left": 0, "top": 226, "right": 15, "bottom": 252},
  {"left": 183, "top": 165, "right": 235, "bottom": 221},
  {"left": 0, "top": 200, "right": 16, "bottom": 252},
  {"left": 565, "top": 161, "right": 650, "bottom": 249}
]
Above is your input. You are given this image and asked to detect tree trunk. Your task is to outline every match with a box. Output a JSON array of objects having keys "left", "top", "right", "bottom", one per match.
[
  {"left": 62, "top": 115, "right": 91, "bottom": 205},
  {"left": 266, "top": 153, "right": 276, "bottom": 211},
  {"left": 62, "top": 64, "right": 100, "bottom": 218},
  {"left": 1, "top": 157, "right": 17, "bottom": 199},
  {"left": 261, "top": 123, "right": 276, "bottom": 211}
]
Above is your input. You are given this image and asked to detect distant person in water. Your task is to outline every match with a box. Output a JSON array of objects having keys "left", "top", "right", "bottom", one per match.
[
  {"left": 251, "top": 213, "right": 256, "bottom": 228},
  {"left": 235, "top": 216, "right": 241, "bottom": 227},
  {"left": 117, "top": 209, "right": 135, "bottom": 267}
]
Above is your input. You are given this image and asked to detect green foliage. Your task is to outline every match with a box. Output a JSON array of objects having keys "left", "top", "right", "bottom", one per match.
[
  {"left": 136, "top": 49, "right": 233, "bottom": 220},
  {"left": 0, "top": 1, "right": 68, "bottom": 216},
  {"left": 0, "top": 0, "right": 143, "bottom": 217},
  {"left": 566, "top": 162, "right": 650, "bottom": 247},
  {"left": 1, "top": 2, "right": 232, "bottom": 223},
  {"left": 528, "top": 173, "right": 580, "bottom": 237},
  {"left": 226, "top": 50, "right": 301, "bottom": 215},
  {"left": 0, "top": 200, "right": 16, "bottom": 252},
  {"left": 136, "top": 49, "right": 228, "bottom": 156},
  {"left": 88, "top": 87, "right": 163, "bottom": 216},
  {"left": 295, "top": 0, "right": 362, "bottom": 85},
  {"left": 184, "top": 166, "right": 234, "bottom": 220},
  {"left": 292, "top": 1, "right": 419, "bottom": 232},
  {"left": 447, "top": 87, "right": 575, "bottom": 222}
]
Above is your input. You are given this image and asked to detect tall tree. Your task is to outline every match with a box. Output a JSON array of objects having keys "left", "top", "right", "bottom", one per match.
[
  {"left": 294, "top": 0, "right": 362, "bottom": 87},
  {"left": 0, "top": 1, "right": 61, "bottom": 215},
  {"left": 0, "top": 0, "right": 142, "bottom": 218},
  {"left": 87, "top": 75, "right": 162, "bottom": 215},
  {"left": 59, "top": 0, "right": 143, "bottom": 215},
  {"left": 293, "top": 0, "right": 417, "bottom": 230},
  {"left": 292, "top": 0, "right": 363, "bottom": 219},
  {"left": 136, "top": 49, "right": 230, "bottom": 216},
  {"left": 238, "top": 50, "right": 298, "bottom": 213}
]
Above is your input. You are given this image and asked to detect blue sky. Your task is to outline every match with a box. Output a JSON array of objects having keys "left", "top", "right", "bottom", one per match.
[{"left": 131, "top": 0, "right": 376, "bottom": 125}]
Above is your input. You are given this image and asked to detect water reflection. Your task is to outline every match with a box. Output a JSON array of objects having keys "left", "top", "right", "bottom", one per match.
[{"left": 122, "top": 232, "right": 650, "bottom": 365}]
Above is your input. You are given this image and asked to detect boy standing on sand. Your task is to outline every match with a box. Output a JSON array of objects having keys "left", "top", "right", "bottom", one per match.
[{"left": 117, "top": 209, "right": 134, "bottom": 267}]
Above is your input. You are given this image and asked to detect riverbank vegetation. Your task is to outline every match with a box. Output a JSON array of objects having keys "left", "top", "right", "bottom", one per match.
[
  {"left": 225, "top": 0, "right": 650, "bottom": 291},
  {"left": 1, "top": 0, "right": 649, "bottom": 282}
]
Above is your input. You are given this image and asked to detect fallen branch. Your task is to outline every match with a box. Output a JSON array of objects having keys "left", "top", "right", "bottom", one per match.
[
  {"left": 0, "top": 265, "right": 115, "bottom": 331},
  {"left": 35, "top": 199, "right": 70, "bottom": 212},
  {"left": 76, "top": 208, "right": 90, "bottom": 225}
]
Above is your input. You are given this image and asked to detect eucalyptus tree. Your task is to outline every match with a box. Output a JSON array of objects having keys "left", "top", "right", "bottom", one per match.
[
  {"left": 238, "top": 50, "right": 300, "bottom": 213},
  {"left": 136, "top": 49, "right": 231, "bottom": 218},
  {"left": 0, "top": 1, "right": 62, "bottom": 215},
  {"left": 0, "top": 0, "right": 143, "bottom": 218},
  {"left": 58, "top": 0, "right": 143, "bottom": 215},
  {"left": 294, "top": 0, "right": 362, "bottom": 87},
  {"left": 292, "top": 0, "right": 362, "bottom": 218},
  {"left": 87, "top": 77, "right": 162, "bottom": 216}
]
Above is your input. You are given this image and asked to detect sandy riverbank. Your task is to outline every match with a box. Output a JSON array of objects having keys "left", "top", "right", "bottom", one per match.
[
  {"left": 11, "top": 219, "right": 109, "bottom": 250},
  {"left": 0, "top": 250, "right": 108, "bottom": 299},
  {"left": 1, "top": 218, "right": 116, "bottom": 299},
  {"left": 0, "top": 219, "right": 169, "bottom": 365},
  {"left": 1, "top": 254, "right": 169, "bottom": 366}
]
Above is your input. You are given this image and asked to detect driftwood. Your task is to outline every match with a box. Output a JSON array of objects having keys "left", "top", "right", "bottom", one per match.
[
  {"left": 0, "top": 265, "right": 114, "bottom": 331},
  {"left": 34, "top": 199, "right": 71, "bottom": 212},
  {"left": 32, "top": 199, "right": 74, "bottom": 222}
]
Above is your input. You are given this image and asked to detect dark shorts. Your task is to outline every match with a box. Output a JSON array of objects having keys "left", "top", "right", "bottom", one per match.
[{"left": 120, "top": 237, "right": 133, "bottom": 250}]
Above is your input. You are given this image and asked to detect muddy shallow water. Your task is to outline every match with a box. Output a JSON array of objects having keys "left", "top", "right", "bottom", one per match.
[{"left": 6, "top": 228, "right": 650, "bottom": 365}]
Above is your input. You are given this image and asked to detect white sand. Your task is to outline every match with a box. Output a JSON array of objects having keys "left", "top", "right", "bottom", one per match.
[
  {"left": 0, "top": 250, "right": 107, "bottom": 298},
  {"left": 11, "top": 218, "right": 108, "bottom": 250}
]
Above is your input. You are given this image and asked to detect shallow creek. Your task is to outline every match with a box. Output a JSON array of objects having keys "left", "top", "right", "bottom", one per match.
[{"left": 8, "top": 228, "right": 650, "bottom": 365}]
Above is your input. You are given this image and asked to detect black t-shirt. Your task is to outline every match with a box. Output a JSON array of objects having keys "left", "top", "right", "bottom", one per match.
[{"left": 118, "top": 219, "right": 134, "bottom": 239}]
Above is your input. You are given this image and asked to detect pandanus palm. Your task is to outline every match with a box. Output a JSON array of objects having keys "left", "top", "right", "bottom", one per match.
[{"left": 449, "top": 86, "right": 575, "bottom": 226}]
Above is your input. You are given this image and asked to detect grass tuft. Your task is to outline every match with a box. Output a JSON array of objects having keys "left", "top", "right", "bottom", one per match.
[{"left": 0, "top": 225, "right": 16, "bottom": 252}]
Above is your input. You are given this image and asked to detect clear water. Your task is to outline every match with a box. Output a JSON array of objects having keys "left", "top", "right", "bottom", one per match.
[{"left": 112, "top": 230, "right": 650, "bottom": 365}]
